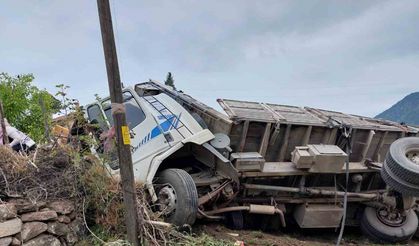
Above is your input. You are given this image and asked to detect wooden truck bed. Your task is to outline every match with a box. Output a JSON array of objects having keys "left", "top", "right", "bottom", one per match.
[
  {"left": 217, "top": 98, "right": 419, "bottom": 163},
  {"left": 136, "top": 81, "right": 419, "bottom": 165}
]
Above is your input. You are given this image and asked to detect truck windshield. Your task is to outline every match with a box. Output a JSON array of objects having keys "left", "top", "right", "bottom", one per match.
[{"left": 102, "top": 92, "right": 146, "bottom": 130}]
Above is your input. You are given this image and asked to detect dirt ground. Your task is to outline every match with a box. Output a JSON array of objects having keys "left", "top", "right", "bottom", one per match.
[{"left": 197, "top": 223, "right": 419, "bottom": 246}]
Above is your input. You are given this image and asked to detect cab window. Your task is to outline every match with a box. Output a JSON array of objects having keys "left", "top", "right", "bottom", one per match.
[
  {"left": 86, "top": 104, "right": 108, "bottom": 130},
  {"left": 103, "top": 92, "right": 146, "bottom": 130}
]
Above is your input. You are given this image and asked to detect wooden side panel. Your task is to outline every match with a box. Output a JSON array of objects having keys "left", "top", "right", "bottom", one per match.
[
  {"left": 228, "top": 120, "right": 406, "bottom": 164},
  {"left": 372, "top": 131, "right": 388, "bottom": 162},
  {"left": 200, "top": 112, "right": 232, "bottom": 134},
  {"left": 376, "top": 132, "right": 400, "bottom": 162},
  {"left": 310, "top": 126, "right": 329, "bottom": 145},
  {"left": 259, "top": 123, "right": 272, "bottom": 157},
  {"left": 302, "top": 125, "right": 312, "bottom": 145},
  {"left": 283, "top": 125, "right": 307, "bottom": 161},
  {"left": 350, "top": 129, "right": 369, "bottom": 162},
  {"left": 239, "top": 121, "right": 250, "bottom": 152},
  {"left": 278, "top": 124, "right": 292, "bottom": 161}
]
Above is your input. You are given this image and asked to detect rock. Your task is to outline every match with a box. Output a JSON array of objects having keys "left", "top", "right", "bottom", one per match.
[
  {"left": 10, "top": 238, "right": 20, "bottom": 246},
  {"left": 21, "top": 222, "right": 48, "bottom": 242},
  {"left": 0, "top": 204, "right": 17, "bottom": 221},
  {"left": 57, "top": 215, "right": 71, "bottom": 224},
  {"left": 0, "top": 218, "right": 22, "bottom": 238},
  {"left": 0, "top": 237, "right": 12, "bottom": 246},
  {"left": 23, "top": 234, "right": 60, "bottom": 246},
  {"left": 8, "top": 200, "right": 46, "bottom": 213},
  {"left": 65, "top": 232, "right": 78, "bottom": 245},
  {"left": 21, "top": 211, "right": 57, "bottom": 222},
  {"left": 40, "top": 208, "right": 51, "bottom": 212},
  {"left": 48, "top": 222, "right": 69, "bottom": 236},
  {"left": 64, "top": 218, "right": 84, "bottom": 246},
  {"left": 68, "top": 212, "right": 76, "bottom": 220},
  {"left": 69, "top": 217, "right": 85, "bottom": 236},
  {"left": 58, "top": 237, "right": 68, "bottom": 246},
  {"left": 48, "top": 200, "right": 74, "bottom": 215}
]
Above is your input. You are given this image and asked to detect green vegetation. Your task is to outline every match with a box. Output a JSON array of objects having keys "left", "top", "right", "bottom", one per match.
[
  {"left": 165, "top": 72, "right": 176, "bottom": 89},
  {"left": 78, "top": 157, "right": 233, "bottom": 245},
  {"left": 0, "top": 73, "right": 61, "bottom": 141},
  {"left": 55, "top": 83, "right": 72, "bottom": 115}
]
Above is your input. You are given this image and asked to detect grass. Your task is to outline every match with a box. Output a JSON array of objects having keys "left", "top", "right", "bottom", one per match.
[{"left": 172, "top": 233, "right": 234, "bottom": 246}]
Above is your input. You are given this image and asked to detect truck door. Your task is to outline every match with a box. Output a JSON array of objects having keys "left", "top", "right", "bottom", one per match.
[{"left": 101, "top": 91, "right": 171, "bottom": 181}]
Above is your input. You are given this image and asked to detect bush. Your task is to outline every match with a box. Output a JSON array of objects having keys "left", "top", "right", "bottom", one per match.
[{"left": 0, "top": 73, "right": 61, "bottom": 141}]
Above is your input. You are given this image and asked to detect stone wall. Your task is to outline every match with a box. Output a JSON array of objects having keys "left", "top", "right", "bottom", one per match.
[{"left": 0, "top": 199, "right": 84, "bottom": 246}]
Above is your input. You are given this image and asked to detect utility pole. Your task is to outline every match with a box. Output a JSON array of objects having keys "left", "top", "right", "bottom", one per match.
[
  {"left": 96, "top": 1, "right": 140, "bottom": 245},
  {"left": 0, "top": 100, "right": 8, "bottom": 145}
]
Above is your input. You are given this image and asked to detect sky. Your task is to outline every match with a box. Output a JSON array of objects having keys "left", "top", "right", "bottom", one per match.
[{"left": 1, "top": 0, "right": 418, "bottom": 117}]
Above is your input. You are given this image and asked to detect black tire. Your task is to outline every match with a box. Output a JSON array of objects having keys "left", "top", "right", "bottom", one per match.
[
  {"left": 381, "top": 137, "right": 419, "bottom": 196},
  {"left": 155, "top": 169, "right": 198, "bottom": 226},
  {"left": 381, "top": 164, "right": 419, "bottom": 196},
  {"left": 415, "top": 210, "right": 419, "bottom": 239},
  {"left": 225, "top": 211, "right": 244, "bottom": 230},
  {"left": 360, "top": 207, "right": 418, "bottom": 244}
]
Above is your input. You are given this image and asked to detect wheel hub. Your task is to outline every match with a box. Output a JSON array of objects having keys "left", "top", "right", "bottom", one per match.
[
  {"left": 157, "top": 186, "right": 177, "bottom": 215},
  {"left": 406, "top": 150, "right": 419, "bottom": 165},
  {"left": 376, "top": 208, "right": 405, "bottom": 227}
]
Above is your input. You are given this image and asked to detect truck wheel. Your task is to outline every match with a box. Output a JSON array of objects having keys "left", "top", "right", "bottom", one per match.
[
  {"left": 155, "top": 169, "right": 198, "bottom": 226},
  {"left": 415, "top": 210, "right": 419, "bottom": 238},
  {"left": 381, "top": 137, "right": 419, "bottom": 196},
  {"left": 360, "top": 207, "right": 418, "bottom": 244}
]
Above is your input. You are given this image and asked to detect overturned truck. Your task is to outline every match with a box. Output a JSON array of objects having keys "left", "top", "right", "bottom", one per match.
[{"left": 84, "top": 81, "right": 419, "bottom": 243}]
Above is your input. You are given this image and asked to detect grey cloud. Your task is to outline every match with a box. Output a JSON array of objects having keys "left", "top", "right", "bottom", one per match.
[{"left": 0, "top": 0, "right": 418, "bottom": 117}]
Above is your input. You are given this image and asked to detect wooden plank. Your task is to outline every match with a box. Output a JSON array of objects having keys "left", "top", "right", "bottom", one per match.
[
  {"left": 302, "top": 125, "right": 312, "bottom": 146},
  {"left": 260, "top": 103, "right": 285, "bottom": 120},
  {"left": 350, "top": 129, "right": 358, "bottom": 150},
  {"left": 278, "top": 124, "right": 292, "bottom": 161},
  {"left": 322, "top": 128, "right": 331, "bottom": 144},
  {"left": 373, "top": 131, "right": 387, "bottom": 162},
  {"left": 216, "top": 99, "right": 239, "bottom": 119},
  {"left": 259, "top": 123, "right": 272, "bottom": 157},
  {"left": 239, "top": 120, "right": 249, "bottom": 152},
  {"left": 361, "top": 130, "right": 375, "bottom": 162},
  {"left": 269, "top": 123, "right": 281, "bottom": 145},
  {"left": 328, "top": 128, "right": 338, "bottom": 144}
]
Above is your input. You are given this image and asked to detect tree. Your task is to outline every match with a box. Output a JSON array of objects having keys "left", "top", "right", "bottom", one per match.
[
  {"left": 55, "top": 83, "right": 71, "bottom": 115},
  {"left": 164, "top": 72, "right": 176, "bottom": 89},
  {"left": 0, "top": 73, "right": 61, "bottom": 141}
]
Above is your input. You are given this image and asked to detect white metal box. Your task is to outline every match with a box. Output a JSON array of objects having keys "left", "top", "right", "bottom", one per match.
[
  {"left": 230, "top": 152, "right": 265, "bottom": 171},
  {"left": 308, "top": 144, "right": 347, "bottom": 173},
  {"left": 293, "top": 204, "right": 343, "bottom": 228},
  {"left": 291, "top": 146, "right": 314, "bottom": 168}
]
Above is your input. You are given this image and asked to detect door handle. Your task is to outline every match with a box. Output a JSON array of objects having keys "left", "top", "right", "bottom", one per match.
[{"left": 163, "top": 132, "right": 174, "bottom": 142}]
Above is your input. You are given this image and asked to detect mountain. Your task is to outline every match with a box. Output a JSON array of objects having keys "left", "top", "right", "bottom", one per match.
[{"left": 375, "top": 92, "right": 419, "bottom": 126}]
